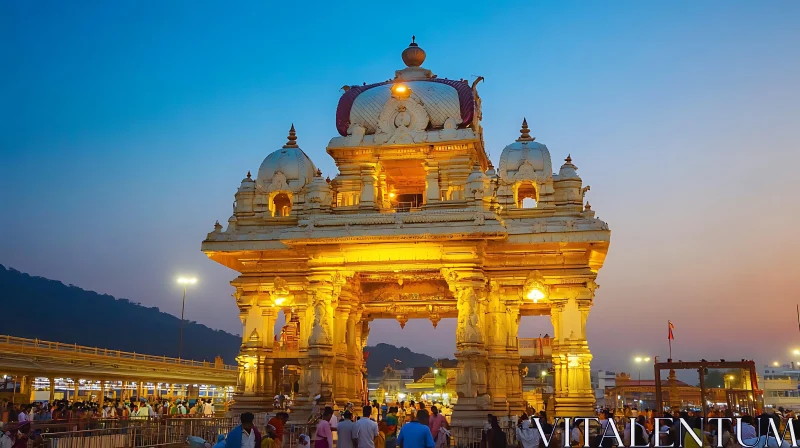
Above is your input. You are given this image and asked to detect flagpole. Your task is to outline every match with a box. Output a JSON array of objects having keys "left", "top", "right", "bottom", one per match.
[
  {"left": 796, "top": 304, "right": 799, "bottom": 333},
  {"left": 668, "top": 321, "right": 673, "bottom": 361}
]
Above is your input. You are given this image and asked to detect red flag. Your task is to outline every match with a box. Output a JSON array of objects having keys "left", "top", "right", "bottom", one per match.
[{"left": 668, "top": 321, "right": 675, "bottom": 340}]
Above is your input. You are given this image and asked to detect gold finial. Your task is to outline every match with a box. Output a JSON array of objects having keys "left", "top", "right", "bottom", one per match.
[
  {"left": 584, "top": 202, "right": 591, "bottom": 211},
  {"left": 246, "top": 171, "right": 251, "bottom": 179},
  {"left": 565, "top": 154, "right": 572, "bottom": 163},
  {"left": 402, "top": 36, "right": 426, "bottom": 67},
  {"left": 325, "top": 176, "right": 331, "bottom": 183},
  {"left": 283, "top": 124, "right": 298, "bottom": 148},
  {"left": 517, "top": 118, "right": 535, "bottom": 142},
  {"left": 316, "top": 168, "right": 322, "bottom": 177}
]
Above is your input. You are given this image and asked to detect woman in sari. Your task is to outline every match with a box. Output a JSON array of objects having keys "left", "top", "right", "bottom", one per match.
[{"left": 315, "top": 408, "right": 334, "bottom": 448}]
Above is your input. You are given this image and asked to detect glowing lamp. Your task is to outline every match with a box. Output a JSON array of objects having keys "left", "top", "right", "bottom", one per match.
[
  {"left": 178, "top": 277, "right": 197, "bottom": 285},
  {"left": 794, "top": 349, "right": 800, "bottom": 355},
  {"left": 541, "top": 370, "right": 547, "bottom": 377},
  {"left": 433, "top": 369, "right": 439, "bottom": 374},
  {"left": 391, "top": 83, "right": 411, "bottom": 98},
  {"left": 523, "top": 271, "right": 549, "bottom": 303},
  {"left": 773, "top": 362, "right": 779, "bottom": 367},
  {"left": 273, "top": 297, "right": 286, "bottom": 306},
  {"left": 527, "top": 288, "right": 546, "bottom": 302},
  {"left": 389, "top": 192, "right": 396, "bottom": 198}
]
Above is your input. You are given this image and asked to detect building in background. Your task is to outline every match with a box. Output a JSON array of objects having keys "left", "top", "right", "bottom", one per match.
[
  {"left": 592, "top": 370, "right": 616, "bottom": 408},
  {"left": 762, "top": 364, "right": 800, "bottom": 411}
]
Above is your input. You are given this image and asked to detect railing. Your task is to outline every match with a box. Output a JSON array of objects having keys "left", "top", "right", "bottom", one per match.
[
  {"left": 519, "top": 337, "right": 553, "bottom": 358},
  {"left": 0, "top": 334, "right": 237, "bottom": 371},
  {"left": 22, "top": 417, "right": 237, "bottom": 448}
]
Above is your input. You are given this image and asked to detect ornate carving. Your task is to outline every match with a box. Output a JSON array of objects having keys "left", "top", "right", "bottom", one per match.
[
  {"left": 267, "top": 172, "right": 290, "bottom": 193},
  {"left": 377, "top": 97, "right": 429, "bottom": 135},
  {"left": 309, "top": 293, "right": 332, "bottom": 346}
]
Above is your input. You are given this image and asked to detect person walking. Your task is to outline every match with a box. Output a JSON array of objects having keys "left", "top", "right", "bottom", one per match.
[
  {"left": 397, "top": 409, "right": 434, "bottom": 448},
  {"left": 353, "top": 406, "right": 379, "bottom": 448}
]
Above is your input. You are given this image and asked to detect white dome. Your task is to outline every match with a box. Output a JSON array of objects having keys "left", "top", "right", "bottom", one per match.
[
  {"left": 498, "top": 140, "right": 553, "bottom": 181},
  {"left": 257, "top": 146, "right": 316, "bottom": 191},
  {"left": 558, "top": 155, "right": 580, "bottom": 179}
]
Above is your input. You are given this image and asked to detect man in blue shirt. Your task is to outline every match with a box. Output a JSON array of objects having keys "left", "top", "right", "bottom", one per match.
[{"left": 397, "top": 409, "right": 435, "bottom": 448}]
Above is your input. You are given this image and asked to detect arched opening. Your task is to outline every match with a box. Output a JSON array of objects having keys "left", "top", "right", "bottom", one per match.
[
  {"left": 518, "top": 315, "right": 554, "bottom": 412},
  {"left": 517, "top": 182, "right": 538, "bottom": 208},
  {"left": 272, "top": 193, "right": 292, "bottom": 217}
]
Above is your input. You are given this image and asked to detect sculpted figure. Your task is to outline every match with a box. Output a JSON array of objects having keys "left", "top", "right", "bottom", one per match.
[
  {"left": 310, "top": 300, "right": 331, "bottom": 345},
  {"left": 464, "top": 288, "right": 482, "bottom": 343}
]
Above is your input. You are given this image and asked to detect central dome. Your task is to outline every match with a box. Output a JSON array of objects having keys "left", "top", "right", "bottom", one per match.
[
  {"left": 334, "top": 38, "right": 478, "bottom": 137},
  {"left": 336, "top": 79, "right": 475, "bottom": 136}
]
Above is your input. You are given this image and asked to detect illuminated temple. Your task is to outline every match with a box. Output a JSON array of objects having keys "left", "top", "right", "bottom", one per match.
[{"left": 201, "top": 38, "right": 611, "bottom": 422}]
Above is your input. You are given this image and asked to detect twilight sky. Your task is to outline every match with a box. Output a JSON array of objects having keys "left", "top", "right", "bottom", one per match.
[{"left": 2, "top": 1, "right": 799, "bottom": 378}]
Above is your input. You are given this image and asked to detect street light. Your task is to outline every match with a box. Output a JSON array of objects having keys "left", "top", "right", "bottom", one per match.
[
  {"left": 634, "top": 356, "right": 651, "bottom": 382},
  {"left": 177, "top": 277, "right": 198, "bottom": 359}
]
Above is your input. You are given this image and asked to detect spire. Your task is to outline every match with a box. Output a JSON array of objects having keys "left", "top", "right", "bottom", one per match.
[
  {"left": 584, "top": 202, "right": 591, "bottom": 211},
  {"left": 316, "top": 168, "right": 322, "bottom": 177},
  {"left": 246, "top": 171, "right": 252, "bottom": 179},
  {"left": 517, "top": 118, "right": 535, "bottom": 142},
  {"left": 283, "top": 124, "right": 298, "bottom": 148},
  {"left": 565, "top": 154, "right": 572, "bottom": 164}
]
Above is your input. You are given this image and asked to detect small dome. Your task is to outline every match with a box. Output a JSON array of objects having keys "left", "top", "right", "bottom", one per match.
[
  {"left": 401, "top": 36, "right": 426, "bottom": 67},
  {"left": 558, "top": 154, "right": 580, "bottom": 179},
  {"left": 257, "top": 125, "right": 317, "bottom": 191},
  {"left": 497, "top": 119, "right": 553, "bottom": 181},
  {"left": 238, "top": 171, "right": 256, "bottom": 191}
]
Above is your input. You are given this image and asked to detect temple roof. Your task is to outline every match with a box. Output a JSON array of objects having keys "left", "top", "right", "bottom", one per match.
[
  {"left": 335, "top": 78, "right": 475, "bottom": 136},
  {"left": 334, "top": 38, "right": 476, "bottom": 137}
]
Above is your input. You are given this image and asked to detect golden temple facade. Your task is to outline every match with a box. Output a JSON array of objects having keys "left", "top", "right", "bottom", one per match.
[{"left": 201, "top": 38, "right": 610, "bottom": 423}]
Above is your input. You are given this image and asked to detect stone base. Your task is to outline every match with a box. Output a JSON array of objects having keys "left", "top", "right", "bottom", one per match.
[
  {"left": 230, "top": 393, "right": 274, "bottom": 414},
  {"left": 553, "top": 395, "right": 595, "bottom": 417}
]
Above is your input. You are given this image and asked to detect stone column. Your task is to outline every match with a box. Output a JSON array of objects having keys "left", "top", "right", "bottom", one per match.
[
  {"left": 359, "top": 164, "right": 378, "bottom": 210},
  {"left": 444, "top": 268, "right": 490, "bottom": 426},
  {"left": 424, "top": 161, "right": 440, "bottom": 204},
  {"left": 333, "top": 299, "right": 352, "bottom": 407},
  {"left": 549, "top": 292, "right": 594, "bottom": 417},
  {"left": 73, "top": 379, "right": 80, "bottom": 401},
  {"left": 347, "top": 306, "right": 365, "bottom": 407},
  {"left": 504, "top": 303, "right": 525, "bottom": 412},
  {"left": 99, "top": 382, "right": 106, "bottom": 407},
  {"left": 484, "top": 282, "right": 525, "bottom": 419},
  {"left": 49, "top": 378, "right": 56, "bottom": 402},
  {"left": 305, "top": 282, "right": 336, "bottom": 401}
]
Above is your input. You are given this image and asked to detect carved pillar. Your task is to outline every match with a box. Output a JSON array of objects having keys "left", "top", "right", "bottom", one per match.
[
  {"left": 485, "top": 281, "right": 509, "bottom": 407},
  {"left": 424, "top": 161, "right": 440, "bottom": 204},
  {"left": 549, "top": 290, "right": 594, "bottom": 417},
  {"left": 301, "top": 274, "right": 338, "bottom": 412},
  {"left": 333, "top": 298, "right": 352, "bottom": 407},
  {"left": 359, "top": 164, "right": 378, "bottom": 210},
  {"left": 49, "top": 378, "right": 55, "bottom": 403},
  {"left": 444, "top": 267, "right": 491, "bottom": 425},
  {"left": 505, "top": 302, "right": 524, "bottom": 411}
]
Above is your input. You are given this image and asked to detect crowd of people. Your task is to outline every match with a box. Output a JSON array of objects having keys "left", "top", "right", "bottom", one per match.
[
  {"left": 0, "top": 396, "right": 222, "bottom": 448},
  {"left": 1, "top": 396, "right": 219, "bottom": 424}
]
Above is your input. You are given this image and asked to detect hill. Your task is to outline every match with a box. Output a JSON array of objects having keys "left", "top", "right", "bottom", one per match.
[
  {"left": 0, "top": 265, "right": 241, "bottom": 363},
  {"left": 364, "top": 342, "right": 441, "bottom": 377},
  {"left": 0, "top": 265, "right": 448, "bottom": 372}
]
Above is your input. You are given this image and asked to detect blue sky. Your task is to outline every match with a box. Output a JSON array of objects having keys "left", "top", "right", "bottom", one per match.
[{"left": 2, "top": 1, "right": 799, "bottom": 374}]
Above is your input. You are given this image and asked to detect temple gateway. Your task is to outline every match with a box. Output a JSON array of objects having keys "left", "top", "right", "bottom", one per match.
[{"left": 201, "top": 39, "right": 611, "bottom": 423}]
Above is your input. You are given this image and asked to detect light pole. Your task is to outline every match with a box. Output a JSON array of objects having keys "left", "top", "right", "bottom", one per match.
[
  {"left": 634, "top": 356, "right": 651, "bottom": 382},
  {"left": 177, "top": 277, "right": 197, "bottom": 359}
]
